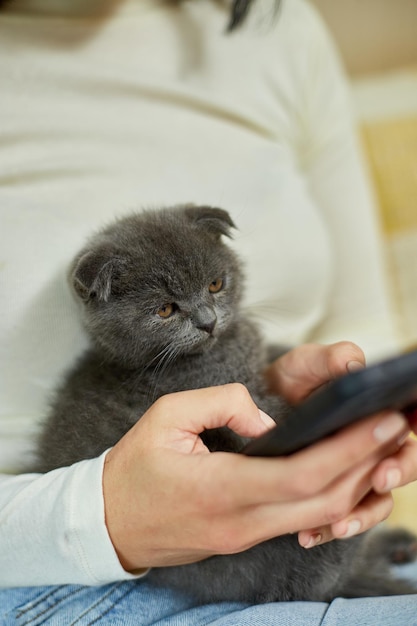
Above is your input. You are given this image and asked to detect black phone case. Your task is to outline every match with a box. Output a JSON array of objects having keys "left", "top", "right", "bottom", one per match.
[{"left": 243, "top": 349, "right": 417, "bottom": 457}]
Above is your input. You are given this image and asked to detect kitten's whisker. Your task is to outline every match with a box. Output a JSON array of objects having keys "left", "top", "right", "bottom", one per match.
[
  {"left": 146, "top": 344, "right": 181, "bottom": 403},
  {"left": 241, "top": 301, "right": 297, "bottom": 333},
  {"left": 145, "top": 344, "right": 173, "bottom": 370}
]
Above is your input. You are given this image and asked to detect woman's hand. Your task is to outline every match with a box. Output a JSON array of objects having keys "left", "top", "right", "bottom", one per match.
[
  {"left": 102, "top": 381, "right": 409, "bottom": 572},
  {"left": 265, "top": 340, "right": 366, "bottom": 403},
  {"left": 267, "top": 341, "right": 417, "bottom": 548}
]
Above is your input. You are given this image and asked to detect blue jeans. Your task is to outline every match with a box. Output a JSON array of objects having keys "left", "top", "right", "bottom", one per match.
[{"left": 2, "top": 565, "right": 417, "bottom": 626}]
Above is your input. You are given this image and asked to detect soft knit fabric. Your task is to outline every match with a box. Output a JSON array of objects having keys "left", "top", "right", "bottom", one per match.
[
  {"left": 0, "top": 451, "right": 146, "bottom": 586},
  {"left": 0, "top": 0, "right": 398, "bottom": 586}
]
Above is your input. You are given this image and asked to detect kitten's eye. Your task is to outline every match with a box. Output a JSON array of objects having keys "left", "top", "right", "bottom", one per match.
[
  {"left": 209, "top": 278, "right": 223, "bottom": 294},
  {"left": 157, "top": 303, "right": 176, "bottom": 318}
]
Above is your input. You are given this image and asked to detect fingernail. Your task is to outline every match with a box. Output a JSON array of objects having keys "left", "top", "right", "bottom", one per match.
[
  {"left": 258, "top": 409, "right": 276, "bottom": 429},
  {"left": 347, "top": 360, "right": 365, "bottom": 373},
  {"left": 382, "top": 468, "right": 402, "bottom": 492},
  {"left": 373, "top": 413, "right": 408, "bottom": 443},
  {"left": 302, "top": 533, "right": 322, "bottom": 549},
  {"left": 341, "top": 519, "right": 361, "bottom": 538},
  {"left": 397, "top": 430, "right": 410, "bottom": 446}
]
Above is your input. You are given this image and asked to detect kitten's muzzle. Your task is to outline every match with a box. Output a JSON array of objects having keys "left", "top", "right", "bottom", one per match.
[{"left": 192, "top": 306, "right": 217, "bottom": 335}]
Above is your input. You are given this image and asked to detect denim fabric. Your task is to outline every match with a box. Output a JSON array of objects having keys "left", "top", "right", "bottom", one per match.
[{"left": 1, "top": 574, "right": 417, "bottom": 626}]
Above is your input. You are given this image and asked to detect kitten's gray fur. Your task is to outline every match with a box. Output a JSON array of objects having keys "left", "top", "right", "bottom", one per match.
[{"left": 35, "top": 205, "right": 416, "bottom": 603}]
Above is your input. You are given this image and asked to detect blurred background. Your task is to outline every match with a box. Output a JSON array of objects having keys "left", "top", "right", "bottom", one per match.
[{"left": 311, "top": 0, "right": 417, "bottom": 533}]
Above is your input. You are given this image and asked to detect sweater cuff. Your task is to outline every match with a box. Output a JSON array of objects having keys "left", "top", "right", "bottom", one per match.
[
  {"left": 67, "top": 450, "right": 148, "bottom": 584},
  {"left": 0, "top": 453, "right": 148, "bottom": 586}
]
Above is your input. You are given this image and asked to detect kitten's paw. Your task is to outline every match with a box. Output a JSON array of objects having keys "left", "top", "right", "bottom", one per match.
[
  {"left": 371, "top": 527, "right": 417, "bottom": 565},
  {"left": 385, "top": 528, "right": 417, "bottom": 564}
]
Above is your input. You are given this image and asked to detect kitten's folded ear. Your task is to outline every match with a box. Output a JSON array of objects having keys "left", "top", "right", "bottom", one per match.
[
  {"left": 183, "top": 205, "right": 236, "bottom": 239},
  {"left": 70, "top": 245, "right": 125, "bottom": 302}
]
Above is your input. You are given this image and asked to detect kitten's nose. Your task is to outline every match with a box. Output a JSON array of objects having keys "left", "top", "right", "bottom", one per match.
[
  {"left": 197, "top": 319, "right": 217, "bottom": 335},
  {"left": 193, "top": 307, "right": 217, "bottom": 335}
]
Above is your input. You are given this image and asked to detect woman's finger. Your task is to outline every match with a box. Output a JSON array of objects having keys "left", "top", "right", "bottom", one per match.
[
  {"left": 221, "top": 439, "right": 399, "bottom": 550},
  {"left": 264, "top": 411, "right": 409, "bottom": 503},
  {"left": 265, "top": 341, "right": 365, "bottom": 404},
  {"left": 222, "top": 460, "right": 375, "bottom": 551},
  {"left": 330, "top": 491, "right": 394, "bottom": 539},
  {"left": 138, "top": 383, "right": 276, "bottom": 455},
  {"left": 219, "top": 410, "right": 408, "bottom": 511},
  {"left": 298, "top": 490, "right": 394, "bottom": 548},
  {"left": 372, "top": 437, "right": 417, "bottom": 494}
]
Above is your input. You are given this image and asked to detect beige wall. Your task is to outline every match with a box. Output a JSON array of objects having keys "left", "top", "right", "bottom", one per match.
[{"left": 310, "top": 0, "right": 417, "bottom": 76}]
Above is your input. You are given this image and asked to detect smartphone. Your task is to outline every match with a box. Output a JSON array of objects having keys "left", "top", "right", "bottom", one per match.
[{"left": 242, "top": 349, "right": 417, "bottom": 457}]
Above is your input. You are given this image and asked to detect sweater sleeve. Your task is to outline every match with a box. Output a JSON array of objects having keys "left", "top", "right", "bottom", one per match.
[
  {"left": 0, "top": 450, "right": 147, "bottom": 587},
  {"left": 298, "top": 3, "right": 400, "bottom": 360}
]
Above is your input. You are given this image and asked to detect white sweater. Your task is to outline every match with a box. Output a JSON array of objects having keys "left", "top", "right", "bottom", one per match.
[{"left": 0, "top": 0, "right": 398, "bottom": 586}]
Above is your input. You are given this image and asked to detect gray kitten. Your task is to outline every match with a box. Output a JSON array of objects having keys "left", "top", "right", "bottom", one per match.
[{"left": 35, "top": 205, "right": 416, "bottom": 603}]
